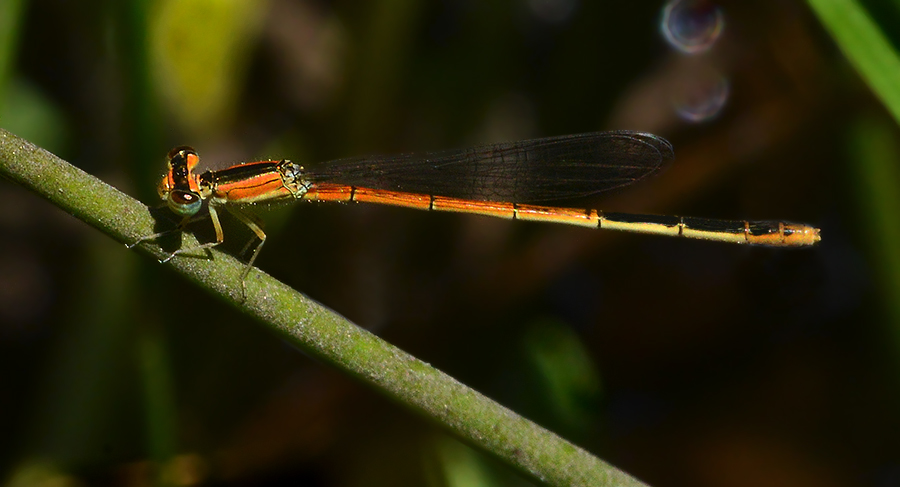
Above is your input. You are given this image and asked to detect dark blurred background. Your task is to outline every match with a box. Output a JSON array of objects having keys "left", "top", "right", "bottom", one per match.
[{"left": 1, "top": 0, "right": 898, "bottom": 486}]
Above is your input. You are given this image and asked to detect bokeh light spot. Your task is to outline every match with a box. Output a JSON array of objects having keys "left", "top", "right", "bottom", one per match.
[
  {"left": 661, "top": 0, "right": 724, "bottom": 54},
  {"left": 673, "top": 69, "right": 729, "bottom": 122}
]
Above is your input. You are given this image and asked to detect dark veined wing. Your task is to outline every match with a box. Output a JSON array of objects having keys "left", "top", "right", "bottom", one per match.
[{"left": 304, "top": 130, "right": 674, "bottom": 204}]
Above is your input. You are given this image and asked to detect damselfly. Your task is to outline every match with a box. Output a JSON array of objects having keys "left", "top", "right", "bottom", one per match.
[{"left": 133, "top": 131, "right": 820, "bottom": 279}]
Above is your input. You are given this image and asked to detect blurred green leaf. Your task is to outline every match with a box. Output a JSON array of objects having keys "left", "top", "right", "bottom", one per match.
[
  {"left": 432, "top": 437, "right": 499, "bottom": 487},
  {"left": 807, "top": 0, "right": 900, "bottom": 126},
  {"left": 150, "top": 0, "right": 268, "bottom": 136},
  {"left": 30, "top": 240, "right": 140, "bottom": 461},
  {"left": 4, "top": 460, "right": 79, "bottom": 487},
  {"left": 0, "top": 0, "right": 25, "bottom": 100},
  {"left": 138, "top": 323, "right": 179, "bottom": 462},
  {"left": 522, "top": 318, "right": 603, "bottom": 434},
  {"left": 0, "top": 78, "right": 69, "bottom": 153},
  {"left": 847, "top": 118, "right": 900, "bottom": 348}
]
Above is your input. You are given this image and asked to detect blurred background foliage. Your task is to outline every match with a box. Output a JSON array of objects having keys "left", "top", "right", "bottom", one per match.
[{"left": 1, "top": 0, "right": 899, "bottom": 486}]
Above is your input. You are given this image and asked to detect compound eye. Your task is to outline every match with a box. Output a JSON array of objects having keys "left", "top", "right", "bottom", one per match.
[
  {"left": 167, "top": 190, "right": 203, "bottom": 217},
  {"left": 167, "top": 145, "right": 197, "bottom": 161}
]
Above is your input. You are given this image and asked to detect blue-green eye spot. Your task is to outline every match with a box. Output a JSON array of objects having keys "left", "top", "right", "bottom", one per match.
[{"left": 168, "top": 190, "right": 203, "bottom": 217}]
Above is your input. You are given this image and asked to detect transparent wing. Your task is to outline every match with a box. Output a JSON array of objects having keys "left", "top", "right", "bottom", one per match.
[{"left": 305, "top": 130, "right": 674, "bottom": 204}]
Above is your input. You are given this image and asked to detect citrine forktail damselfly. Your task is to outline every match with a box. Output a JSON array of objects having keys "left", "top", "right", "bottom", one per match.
[{"left": 133, "top": 131, "right": 820, "bottom": 279}]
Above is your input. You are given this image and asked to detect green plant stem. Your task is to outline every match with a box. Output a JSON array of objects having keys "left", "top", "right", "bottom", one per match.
[{"left": 0, "top": 128, "right": 649, "bottom": 487}]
